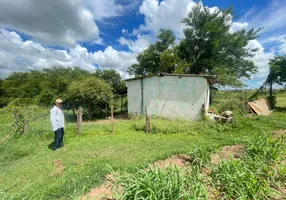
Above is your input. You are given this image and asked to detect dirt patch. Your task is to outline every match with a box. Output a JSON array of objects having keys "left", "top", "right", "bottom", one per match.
[
  {"left": 210, "top": 144, "right": 245, "bottom": 165},
  {"left": 0, "top": 135, "right": 10, "bottom": 145},
  {"left": 83, "top": 119, "right": 120, "bottom": 125},
  {"left": 152, "top": 154, "right": 193, "bottom": 168},
  {"left": 83, "top": 113, "right": 128, "bottom": 125},
  {"left": 81, "top": 147, "right": 246, "bottom": 199},
  {"left": 272, "top": 187, "right": 286, "bottom": 200},
  {"left": 80, "top": 155, "right": 193, "bottom": 199},
  {"left": 81, "top": 174, "right": 115, "bottom": 200},
  {"left": 50, "top": 160, "right": 65, "bottom": 176},
  {"left": 272, "top": 129, "right": 286, "bottom": 139}
]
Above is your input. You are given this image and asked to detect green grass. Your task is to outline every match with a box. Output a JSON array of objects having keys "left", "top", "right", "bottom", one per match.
[{"left": 0, "top": 91, "right": 286, "bottom": 199}]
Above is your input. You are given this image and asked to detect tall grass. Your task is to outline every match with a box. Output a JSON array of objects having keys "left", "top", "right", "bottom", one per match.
[
  {"left": 131, "top": 116, "right": 233, "bottom": 135},
  {"left": 113, "top": 165, "right": 207, "bottom": 200},
  {"left": 211, "top": 134, "right": 286, "bottom": 199}
]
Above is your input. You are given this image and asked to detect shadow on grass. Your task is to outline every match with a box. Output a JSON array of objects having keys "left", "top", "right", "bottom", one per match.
[
  {"left": 48, "top": 142, "right": 54, "bottom": 151},
  {"left": 275, "top": 107, "right": 286, "bottom": 112}
]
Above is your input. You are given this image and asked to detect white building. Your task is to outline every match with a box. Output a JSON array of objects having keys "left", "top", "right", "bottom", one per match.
[{"left": 125, "top": 74, "right": 214, "bottom": 120}]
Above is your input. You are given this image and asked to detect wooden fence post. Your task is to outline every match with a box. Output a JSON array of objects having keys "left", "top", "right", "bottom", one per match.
[
  {"left": 145, "top": 106, "right": 150, "bottom": 134},
  {"left": 77, "top": 106, "right": 82, "bottom": 135},
  {"left": 111, "top": 105, "right": 114, "bottom": 134}
]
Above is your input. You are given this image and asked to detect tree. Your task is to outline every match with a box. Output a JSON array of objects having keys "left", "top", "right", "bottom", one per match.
[
  {"left": 267, "top": 55, "right": 286, "bottom": 108},
  {"left": 95, "top": 69, "right": 125, "bottom": 93},
  {"left": 67, "top": 77, "right": 113, "bottom": 120},
  {"left": 0, "top": 79, "right": 9, "bottom": 107},
  {"left": 179, "top": 4, "right": 261, "bottom": 86},
  {"left": 128, "top": 29, "right": 187, "bottom": 76}
]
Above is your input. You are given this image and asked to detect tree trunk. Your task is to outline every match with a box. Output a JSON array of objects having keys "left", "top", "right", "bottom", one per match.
[
  {"left": 77, "top": 106, "right": 82, "bottom": 134},
  {"left": 87, "top": 105, "right": 92, "bottom": 121},
  {"left": 121, "top": 94, "right": 123, "bottom": 113},
  {"left": 145, "top": 106, "right": 150, "bottom": 134},
  {"left": 269, "top": 74, "right": 274, "bottom": 109},
  {"left": 111, "top": 105, "right": 114, "bottom": 134}
]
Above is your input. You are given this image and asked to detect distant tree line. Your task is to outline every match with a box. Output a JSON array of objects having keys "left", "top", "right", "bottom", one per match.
[{"left": 0, "top": 67, "right": 127, "bottom": 120}]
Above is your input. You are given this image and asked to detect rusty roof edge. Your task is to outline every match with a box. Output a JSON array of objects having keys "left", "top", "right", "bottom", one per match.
[{"left": 124, "top": 74, "right": 216, "bottom": 82}]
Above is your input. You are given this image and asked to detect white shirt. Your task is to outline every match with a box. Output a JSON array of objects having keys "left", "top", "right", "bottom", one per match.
[{"left": 50, "top": 106, "right": 65, "bottom": 131}]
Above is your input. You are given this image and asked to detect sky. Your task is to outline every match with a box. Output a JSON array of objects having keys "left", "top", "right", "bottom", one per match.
[{"left": 0, "top": 0, "right": 286, "bottom": 89}]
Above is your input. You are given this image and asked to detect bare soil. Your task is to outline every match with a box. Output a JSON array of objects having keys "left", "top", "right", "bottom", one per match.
[
  {"left": 210, "top": 144, "right": 245, "bottom": 165},
  {"left": 83, "top": 119, "right": 120, "bottom": 125},
  {"left": 80, "top": 174, "right": 115, "bottom": 200},
  {"left": 272, "top": 129, "right": 286, "bottom": 139},
  {"left": 83, "top": 113, "right": 128, "bottom": 125},
  {"left": 152, "top": 154, "right": 193, "bottom": 168},
  {"left": 50, "top": 160, "right": 65, "bottom": 177}
]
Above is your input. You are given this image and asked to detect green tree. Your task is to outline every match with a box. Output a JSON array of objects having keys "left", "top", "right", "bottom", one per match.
[
  {"left": 267, "top": 55, "right": 286, "bottom": 108},
  {"left": 0, "top": 79, "right": 9, "bottom": 107},
  {"left": 179, "top": 4, "right": 261, "bottom": 86},
  {"left": 95, "top": 69, "right": 125, "bottom": 93},
  {"left": 67, "top": 77, "right": 113, "bottom": 120},
  {"left": 128, "top": 29, "right": 187, "bottom": 76}
]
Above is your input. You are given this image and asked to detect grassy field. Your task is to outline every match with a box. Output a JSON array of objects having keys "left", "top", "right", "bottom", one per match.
[{"left": 0, "top": 91, "right": 286, "bottom": 199}]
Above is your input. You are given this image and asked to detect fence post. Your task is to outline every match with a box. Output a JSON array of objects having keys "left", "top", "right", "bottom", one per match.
[
  {"left": 111, "top": 105, "right": 114, "bottom": 134},
  {"left": 145, "top": 106, "right": 150, "bottom": 134},
  {"left": 77, "top": 106, "right": 82, "bottom": 135}
]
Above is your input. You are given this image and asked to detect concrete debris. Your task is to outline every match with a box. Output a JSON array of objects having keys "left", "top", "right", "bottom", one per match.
[
  {"left": 221, "top": 111, "right": 233, "bottom": 118},
  {"left": 207, "top": 110, "right": 234, "bottom": 123}
]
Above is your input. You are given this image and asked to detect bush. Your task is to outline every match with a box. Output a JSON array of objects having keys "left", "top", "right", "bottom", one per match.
[{"left": 8, "top": 98, "right": 37, "bottom": 107}]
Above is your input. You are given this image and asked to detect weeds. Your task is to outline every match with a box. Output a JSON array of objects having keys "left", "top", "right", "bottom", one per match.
[
  {"left": 211, "top": 134, "right": 286, "bottom": 199},
  {"left": 132, "top": 116, "right": 232, "bottom": 134},
  {"left": 189, "top": 146, "right": 215, "bottom": 167},
  {"left": 113, "top": 166, "right": 208, "bottom": 200}
]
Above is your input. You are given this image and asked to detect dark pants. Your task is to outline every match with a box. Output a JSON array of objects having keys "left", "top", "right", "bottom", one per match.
[{"left": 53, "top": 127, "right": 64, "bottom": 150}]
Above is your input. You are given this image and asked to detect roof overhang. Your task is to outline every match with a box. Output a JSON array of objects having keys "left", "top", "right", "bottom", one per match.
[{"left": 124, "top": 74, "right": 216, "bottom": 85}]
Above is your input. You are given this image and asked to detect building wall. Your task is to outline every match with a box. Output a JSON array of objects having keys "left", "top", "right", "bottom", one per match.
[{"left": 127, "top": 76, "right": 209, "bottom": 120}]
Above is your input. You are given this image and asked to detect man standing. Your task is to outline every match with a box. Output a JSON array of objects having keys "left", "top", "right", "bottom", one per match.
[{"left": 50, "top": 99, "right": 65, "bottom": 151}]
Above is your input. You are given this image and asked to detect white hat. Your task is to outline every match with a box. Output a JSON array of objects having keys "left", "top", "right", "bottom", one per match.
[{"left": 55, "top": 99, "right": 63, "bottom": 103}]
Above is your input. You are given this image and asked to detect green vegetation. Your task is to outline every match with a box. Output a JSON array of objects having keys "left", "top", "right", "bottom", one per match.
[
  {"left": 113, "top": 131, "right": 285, "bottom": 199},
  {"left": 114, "top": 166, "right": 208, "bottom": 200},
  {"left": 0, "top": 67, "right": 127, "bottom": 118},
  {"left": 0, "top": 91, "right": 285, "bottom": 199},
  {"left": 128, "top": 4, "right": 261, "bottom": 86},
  {"left": 211, "top": 134, "right": 285, "bottom": 199}
]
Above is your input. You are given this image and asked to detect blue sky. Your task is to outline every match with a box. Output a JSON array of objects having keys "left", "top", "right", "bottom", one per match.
[{"left": 0, "top": 0, "right": 285, "bottom": 89}]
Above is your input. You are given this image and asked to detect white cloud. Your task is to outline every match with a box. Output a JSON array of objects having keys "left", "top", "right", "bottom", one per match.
[
  {"left": 246, "top": 40, "right": 275, "bottom": 80},
  {"left": 86, "top": 0, "right": 125, "bottom": 20},
  {"left": 267, "top": 34, "right": 286, "bottom": 54},
  {"left": 230, "top": 22, "right": 248, "bottom": 33},
  {"left": 0, "top": 29, "right": 136, "bottom": 79},
  {"left": 122, "top": 29, "right": 129, "bottom": 34},
  {"left": 241, "top": 0, "right": 286, "bottom": 35},
  {"left": 90, "top": 46, "right": 137, "bottom": 78},
  {"left": 0, "top": 0, "right": 100, "bottom": 48},
  {"left": 118, "top": 34, "right": 155, "bottom": 53},
  {"left": 137, "top": 0, "right": 196, "bottom": 38}
]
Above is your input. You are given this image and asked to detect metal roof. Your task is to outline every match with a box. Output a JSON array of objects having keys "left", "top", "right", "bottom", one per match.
[{"left": 124, "top": 74, "right": 216, "bottom": 84}]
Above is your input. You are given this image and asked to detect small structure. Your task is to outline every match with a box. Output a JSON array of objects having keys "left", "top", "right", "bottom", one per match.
[{"left": 125, "top": 74, "right": 215, "bottom": 120}]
